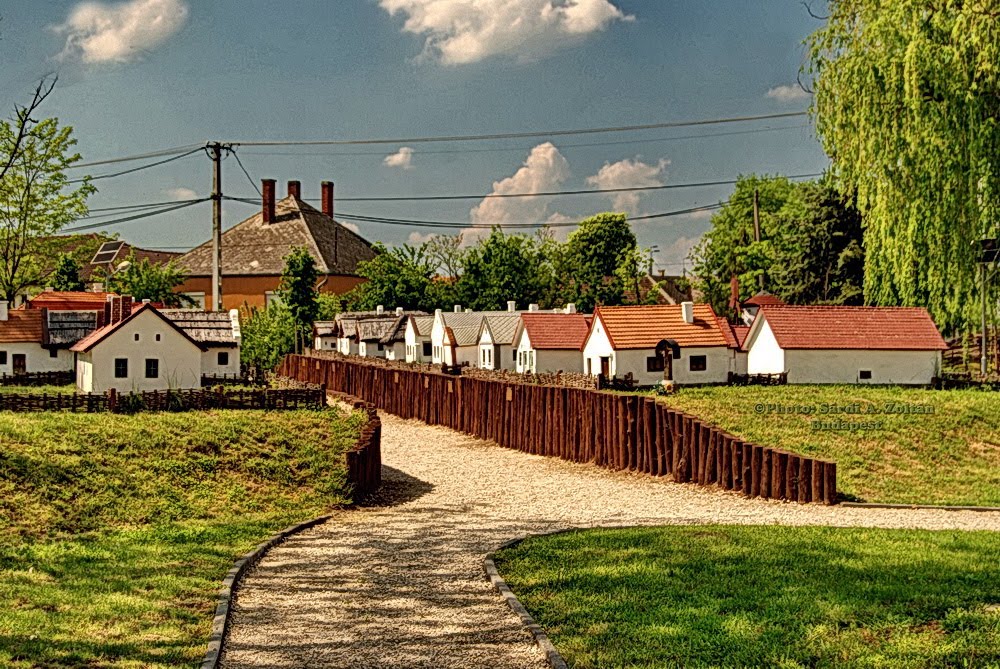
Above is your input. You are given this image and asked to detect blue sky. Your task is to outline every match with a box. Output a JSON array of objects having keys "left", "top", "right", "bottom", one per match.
[{"left": 1, "top": 0, "right": 829, "bottom": 273}]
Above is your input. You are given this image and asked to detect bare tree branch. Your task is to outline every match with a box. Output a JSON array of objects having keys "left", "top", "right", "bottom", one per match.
[{"left": 0, "top": 75, "right": 57, "bottom": 184}]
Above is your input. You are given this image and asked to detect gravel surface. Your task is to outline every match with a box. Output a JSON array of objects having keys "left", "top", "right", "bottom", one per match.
[{"left": 222, "top": 413, "right": 1000, "bottom": 669}]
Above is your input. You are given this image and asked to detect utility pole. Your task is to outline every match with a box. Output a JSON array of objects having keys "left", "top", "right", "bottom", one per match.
[
  {"left": 209, "top": 143, "right": 224, "bottom": 312},
  {"left": 753, "top": 187, "right": 764, "bottom": 291}
]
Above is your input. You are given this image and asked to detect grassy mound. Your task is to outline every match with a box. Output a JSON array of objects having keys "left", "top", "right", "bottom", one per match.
[
  {"left": 496, "top": 525, "right": 1000, "bottom": 669},
  {"left": 0, "top": 409, "right": 364, "bottom": 667},
  {"left": 660, "top": 385, "right": 1000, "bottom": 506}
]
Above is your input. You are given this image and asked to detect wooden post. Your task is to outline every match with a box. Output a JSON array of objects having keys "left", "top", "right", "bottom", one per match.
[
  {"left": 811, "top": 460, "right": 824, "bottom": 504},
  {"left": 824, "top": 461, "right": 837, "bottom": 505},
  {"left": 760, "top": 448, "right": 771, "bottom": 499},
  {"left": 798, "top": 458, "right": 811, "bottom": 503}
]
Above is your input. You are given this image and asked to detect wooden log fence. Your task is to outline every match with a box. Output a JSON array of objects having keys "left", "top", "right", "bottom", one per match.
[
  {"left": 277, "top": 354, "right": 837, "bottom": 504},
  {"left": 0, "top": 387, "right": 327, "bottom": 414}
]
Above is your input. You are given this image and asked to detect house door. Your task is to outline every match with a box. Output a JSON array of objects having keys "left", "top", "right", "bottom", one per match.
[
  {"left": 12, "top": 354, "right": 26, "bottom": 375},
  {"left": 600, "top": 356, "right": 610, "bottom": 377}
]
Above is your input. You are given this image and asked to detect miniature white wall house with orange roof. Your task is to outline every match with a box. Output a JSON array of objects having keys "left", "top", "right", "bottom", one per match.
[
  {"left": 582, "top": 302, "right": 732, "bottom": 386},
  {"left": 743, "top": 305, "right": 947, "bottom": 384},
  {"left": 513, "top": 311, "right": 592, "bottom": 374}
]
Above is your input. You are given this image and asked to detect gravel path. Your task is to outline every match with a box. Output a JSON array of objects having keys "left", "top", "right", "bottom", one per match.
[{"left": 222, "top": 413, "right": 1000, "bottom": 669}]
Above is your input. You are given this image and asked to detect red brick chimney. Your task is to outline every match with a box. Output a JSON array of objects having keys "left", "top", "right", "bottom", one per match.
[
  {"left": 287, "top": 180, "right": 301, "bottom": 200},
  {"left": 121, "top": 295, "right": 133, "bottom": 318},
  {"left": 262, "top": 179, "right": 276, "bottom": 223},
  {"left": 321, "top": 181, "right": 334, "bottom": 219}
]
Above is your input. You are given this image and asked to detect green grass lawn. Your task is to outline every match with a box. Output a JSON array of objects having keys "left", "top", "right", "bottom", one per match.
[
  {"left": 495, "top": 525, "right": 1000, "bottom": 669},
  {"left": 0, "top": 384, "right": 76, "bottom": 395},
  {"left": 658, "top": 385, "right": 1000, "bottom": 506},
  {"left": 0, "top": 408, "right": 365, "bottom": 668}
]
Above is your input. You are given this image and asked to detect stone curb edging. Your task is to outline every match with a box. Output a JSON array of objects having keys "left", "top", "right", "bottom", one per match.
[
  {"left": 201, "top": 514, "right": 333, "bottom": 669},
  {"left": 484, "top": 532, "right": 571, "bottom": 669},
  {"left": 841, "top": 502, "right": 1000, "bottom": 513}
]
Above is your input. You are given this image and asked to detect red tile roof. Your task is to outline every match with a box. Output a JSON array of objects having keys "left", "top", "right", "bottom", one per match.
[
  {"left": 520, "top": 313, "right": 592, "bottom": 350},
  {"left": 595, "top": 304, "right": 728, "bottom": 349},
  {"left": 733, "top": 326, "right": 750, "bottom": 349},
  {"left": 716, "top": 316, "right": 739, "bottom": 349},
  {"left": 0, "top": 310, "right": 44, "bottom": 344},
  {"left": 23, "top": 291, "right": 116, "bottom": 312},
  {"left": 744, "top": 291, "right": 786, "bottom": 307},
  {"left": 757, "top": 305, "right": 948, "bottom": 351}
]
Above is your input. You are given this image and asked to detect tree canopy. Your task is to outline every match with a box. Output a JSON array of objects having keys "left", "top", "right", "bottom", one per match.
[
  {"left": 807, "top": 1, "right": 1000, "bottom": 332},
  {"left": 456, "top": 229, "right": 553, "bottom": 310},
  {"left": 97, "top": 254, "right": 193, "bottom": 307},
  {"left": 51, "top": 254, "right": 84, "bottom": 292}
]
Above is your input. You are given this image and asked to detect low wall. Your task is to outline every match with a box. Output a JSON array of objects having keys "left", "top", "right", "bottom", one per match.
[
  {"left": 0, "top": 387, "right": 327, "bottom": 413},
  {"left": 278, "top": 355, "right": 837, "bottom": 504}
]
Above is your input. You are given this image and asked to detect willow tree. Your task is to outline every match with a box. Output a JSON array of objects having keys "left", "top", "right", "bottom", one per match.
[{"left": 807, "top": 2, "right": 1000, "bottom": 333}]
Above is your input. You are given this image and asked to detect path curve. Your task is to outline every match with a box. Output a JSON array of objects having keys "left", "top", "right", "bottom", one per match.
[{"left": 222, "top": 413, "right": 1000, "bottom": 668}]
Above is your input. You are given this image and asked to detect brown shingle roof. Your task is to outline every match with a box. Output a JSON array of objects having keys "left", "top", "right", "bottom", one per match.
[
  {"left": 71, "top": 304, "right": 206, "bottom": 353},
  {"left": 23, "top": 291, "right": 116, "bottom": 312},
  {"left": 178, "top": 196, "right": 375, "bottom": 276},
  {"left": 744, "top": 291, "right": 786, "bottom": 307},
  {"left": 161, "top": 310, "right": 239, "bottom": 346},
  {"left": 595, "top": 304, "right": 727, "bottom": 349},
  {"left": 520, "top": 313, "right": 592, "bottom": 350},
  {"left": 757, "top": 305, "right": 948, "bottom": 350},
  {"left": 0, "top": 311, "right": 44, "bottom": 344}
]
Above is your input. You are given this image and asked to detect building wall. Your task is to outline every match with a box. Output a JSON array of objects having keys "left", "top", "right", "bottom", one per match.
[
  {"left": 176, "top": 274, "right": 365, "bottom": 311},
  {"left": 746, "top": 319, "right": 785, "bottom": 375},
  {"left": 0, "top": 343, "right": 74, "bottom": 374},
  {"left": 80, "top": 310, "right": 202, "bottom": 393},
  {"left": 77, "top": 354, "right": 93, "bottom": 391},
  {"left": 358, "top": 340, "right": 386, "bottom": 358},
  {"left": 337, "top": 337, "right": 358, "bottom": 356},
  {"left": 315, "top": 334, "right": 338, "bottom": 351},
  {"left": 431, "top": 314, "right": 447, "bottom": 364},
  {"left": 478, "top": 325, "right": 496, "bottom": 369},
  {"left": 730, "top": 349, "right": 748, "bottom": 375},
  {"left": 582, "top": 319, "right": 614, "bottom": 378},
  {"left": 384, "top": 341, "right": 406, "bottom": 361},
  {"left": 784, "top": 349, "right": 941, "bottom": 385},
  {"left": 201, "top": 346, "right": 241, "bottom": 376},
  {"left": 404, "top": 320, "right": 430, "bottom": 363}
]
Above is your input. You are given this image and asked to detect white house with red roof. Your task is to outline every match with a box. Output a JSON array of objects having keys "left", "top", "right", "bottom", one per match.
[
  {"left": 71, "top": 296, "right": 205, "bottom": 393},
  {"left": 582, "top": 302, "right": 731, "bottom": 386},
  {"left": 743, "top": 305, "right": 947, "bottom": 384},
  {"left": 513, "top": 312, "right": 591, "bottom": 374}
]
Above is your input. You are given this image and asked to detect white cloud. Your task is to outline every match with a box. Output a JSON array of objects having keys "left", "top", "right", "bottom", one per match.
[
  {"left": 408, "top": 231, "right": 437, "bottom": 245},
  {"left": 342, "top": 222, "right": 361, "bottom": 234},
  {"left": 383, "top": 147, "right": 415, "bottom": 170},
  {"left": 766, "top": 84, "right": 810, "bottom": 103},
  {"left": 585, "top": 157, "right": 669, "bottom": 214},
  {"left": 378, "top": 0, "right": 633, "bottom": 65},
  {"left": 464, "top": 142, "right": 569, "bottom": 244},
  {"left": 165, "top": 187, "right": 196, "bottom": 200},
  {"left": 54, "top": 0, "right": 189, "bottom": 64}
]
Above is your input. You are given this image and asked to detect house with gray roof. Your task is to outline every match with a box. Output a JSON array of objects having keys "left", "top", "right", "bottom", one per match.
[
  {"left": 161, "top": 309, "right": 242, "bottom": 377},
  {"left": 477, "top": 312, "right": 524, "bottom": 370},
  {"left": 404, "top": 315, "right": 436, "bottom": 363},
  {"left": 429, "top": 303, "right": 533, "bottom": 368}
]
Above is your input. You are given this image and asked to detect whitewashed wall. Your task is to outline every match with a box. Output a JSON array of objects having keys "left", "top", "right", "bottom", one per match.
[
  {"left": 201, "top": 346, "right": 241, "bottom": 376},
  {"left": 582, "top": 319, "right": 614, "bottom": 377},
  {"left": 0, "top": 343, "right": 74, "bottom": 374},
  {"left": 314, "top": 335, "right": 338, "bottom": 351},
  {"left": 784, "top": 349, "right": 941, "bottom": 385},
  {"left": 404, "top": 320, "right": 430, "bottom": 363},
  {"left": 746, "top": 319, "right": 785, "bottom": 374},
  {"left": 384, "top": 341, "right": 405, "bottom": 361}
]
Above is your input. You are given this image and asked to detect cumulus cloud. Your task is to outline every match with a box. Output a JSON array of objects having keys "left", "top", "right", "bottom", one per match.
[
  {"left": 383, "top": 147, "right": 415, "bottom": 170},
  {"left": 408, "top": 231, "right": 438, "bottom": 245},
  {"left": 585, "top": 157, "right": 669, "bottom": 214},
  {"left": 378, "top": 0, "right": 633, "bottom": 65},
  {"left": 342, "top": 221, "right": 361, "bottom": 234},
  {"left": 54, "top": 0, "right": 189, "bottom": 64},
  {"left": 165, "top": 187, "right": 196, "bottom": 200},
  {"left": 766, "top": 84, "right": 810, "bottom": 103},
  {"left": 464, "top": 142, "right": 570, "bottom": 244}
]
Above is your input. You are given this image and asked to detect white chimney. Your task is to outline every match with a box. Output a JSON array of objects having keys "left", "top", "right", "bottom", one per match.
[
  {"left": 465, "top": 308, "right": 472, "bottom": 313},
  {"left": 434, "top": 308, "right": 442, "bottom": 318},
  {"left": 528, "top": 303, "right": 539, "bottom": 312},
  {"left": 565, "top": 303, "right": 577, "bottom": 314},
  {"left": 454, "top": 304, "right": 462, "bottom": 313},
  {"left": 681, "top": 301, "right": 694, "bottom": 324},
  {"left": 93, "top": 282, "right": 104, "bottom": 292},
  {"left": 396, "top": 307, "right": 404, "bottom": 316},
  {"left": 507, "top": 300, "right": 516, "bottom": 312},
  {"left": 0, "top": 301, "right": 7, "bottom": 321},
  {"left": 376, "top": 305, "right": 385, "bottom": 315}
]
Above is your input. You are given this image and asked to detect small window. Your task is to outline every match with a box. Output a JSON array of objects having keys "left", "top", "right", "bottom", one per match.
[
  {"left": 689, "top": 355, "right": 707, "bottom": 372},
  {"left": 859, "top": 370, "right": 872, "bottom": 380},
  {"left": 114, "top": 358, "right": 128, "bottom": 378},
  {"left": 49, "top": 348, "right": 58, "bottom": 358},
  {"left": 647, "top": 355, "right": 665, "bottom": 372},
  {"left": 377, "top": 343, "right": 384, "bottom": 352},
  {"left": 134, "top": 333, "right": 140, "bottom": 342},
  {"left": 0, "top": 352, "right": 6, "bottom": 365},
  {"left": 155, "top": 334, "right": 161, "bottom": 342},
  {"left": 145, "top": 359, "right": 159, "bottom": 379},
  {"left": 513, "top": 349, "right": 517, "bottom": 362},
  {"left": 218, "top": 351, "right": 229, "bottom": 366},
  {"left": 422, "top": 342, "right": 432, "bottom": 356}
]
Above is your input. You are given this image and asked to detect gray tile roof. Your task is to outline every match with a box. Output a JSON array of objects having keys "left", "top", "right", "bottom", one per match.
[
  {"left": 46, "top": 310, "right": 99, "bottom": 346},
  {"left": 409, "top": 315, "right": 435, "bottom": 338},
  {"left": 356, "top": 318, "right": 399, "bottom": 342},
  {"left": 314, "top": 321, "right": 338, "bottom": 337},
  {"left": 482, "top": 313, "right": 521, "bottom": 345},
  {"left": 161, "top": 309, "right": 239, "bottom": 345},
  {"left": 178, "top": 196, "right": 375, "bottom": 276}
]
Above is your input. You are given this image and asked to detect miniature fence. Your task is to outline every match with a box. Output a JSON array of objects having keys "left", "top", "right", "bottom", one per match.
[
  {"left": 0, "top": 387, "right": 327, "bottom": 414},
  {"left": 278, "top": 355, "right": 837, "bottom": 504},
  {"left": 0, "top": 371, "right": 75, "bottom": 387},
  {"left": 728, "top": 372, "right": 788, "bottom": 386},
  {"left": 328, "top": 390, "right": 382, "bottom": 499}
]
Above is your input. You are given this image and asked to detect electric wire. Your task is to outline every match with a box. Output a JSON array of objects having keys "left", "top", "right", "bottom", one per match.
[
  {"left": 62, "top": 198, "right": 210, "bottom": 233},
  {"left": 67, "top": 144, "right": 206, "bottom": 169},
  {"left": 67, "top": 148, "right": 203, "bottom": 184}
]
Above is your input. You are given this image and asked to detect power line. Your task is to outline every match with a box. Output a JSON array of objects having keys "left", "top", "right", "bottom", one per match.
[
  {"left": 225, "top": 111, "right": 809, "bottom": 147},
  {"left": 62, "top": 198, "right": 209, "bottom": 233},
  {"left": 230, "top": 148, "right": 262, "bottom": 197},
  {"left": 67, "top": 144, "right": 205, "bottom": 169},
  {"left": 87, "top": 199, "right": 203, "bottom": 213},
  {"left": 67, "top": 148, "right": 203, "bottom": 184}
]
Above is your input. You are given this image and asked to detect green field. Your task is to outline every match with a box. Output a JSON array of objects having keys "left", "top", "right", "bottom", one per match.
[
  {"left": 496, "top": 526, "right": 1000, "bottom": 669},
  {"left": 0, "top": 409, "right": 364, "bottom": 667},
  {"left": 659, "top": 385, "right": 1000, "bottom": 506}
]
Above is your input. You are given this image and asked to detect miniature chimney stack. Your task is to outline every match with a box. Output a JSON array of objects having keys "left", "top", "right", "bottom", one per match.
[
  {"left": 507, "top": 301, "right": 516, "bottom": 312},
  {"left": 262, "top": 179, "right": 277, "bottom": 223},
  {"left": 681, "top": 301, "right": 694, "bottom": 324},
  {"left": 321, "top": 181, "right": 335, "bottom": 218},
  {"left": 287, "top": 180, "right": 301, "bottom": 200}
]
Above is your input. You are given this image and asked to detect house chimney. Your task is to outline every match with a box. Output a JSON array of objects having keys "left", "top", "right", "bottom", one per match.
[
  {"left": 0, "top": 301, "right": 8, "bottom": 321},
  {"left": 109, "top": 296, "right": 122, "bottom": 324},
  {"left": 287, "top": 180, "right": 301, "bottom": 200},
  {"left": 121, "top": 295, "right": 133, "bottom": 318},
  {"left": 376, "top": 305, "right": 385, "bottom": 315},
  {"left": 321, "top": 181, "right": 335, "bottom": 218},
  {"left": 454, "top": 304, "right": 462, "bottom": 313},
  {"left": 528, "top": 303, "right": 539, "bottom": 312},
  {"left": 565, "top": 303, "right": 577, "bottom": 314},
  {"left": 262, "top": 179, "right": 276, "bottom": 223},
  {"left": 681, "top": 301, "right": 694, "bottom": 324},
  {"left": 396, "top": 307, "right": 404, "bottom": 316},
  {"left": 434, "top": 308, "right": 442, "bottom": 318},
  {"left": 507, "top": 300, "right": 516, "bottom": 312}
]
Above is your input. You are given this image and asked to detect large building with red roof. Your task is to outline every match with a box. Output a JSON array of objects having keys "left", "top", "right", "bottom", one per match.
[
  {"left": 743, "top": 305, "right": 947, "bottom": 384},
  {"left": 582, "top": 302, "right": 733, "bottom": 385}
]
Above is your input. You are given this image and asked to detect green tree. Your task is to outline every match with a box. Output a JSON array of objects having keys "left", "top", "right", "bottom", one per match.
[
  {"left": 455, "top": 228, "right": 554, "bottom": 310},
  {"left": 345, "top": 242, "right": 443, "bottom": 312},
  {"left": 691, "top": 176, "right": 864, "bottom": 318},
  {"left": 97, "top": 254, "right": 194, "bottom": 307},
  {"left": 51, "top": 253, "right": 84, "bottom": 291},
  {"left": 278, "top": 247, "right": 319, "bottom": 352},
  {"left": 239, "top": 304, "right": 296, "bottom": 373},
  {"left": 807, "top": 2, "right": 1000, "bottom": 332},
  {"left": 553, "top": 213, "right": 638, "bottom": 311},
  {"left": 0, "top": 117, "right": 94, "bottom": 302}
]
